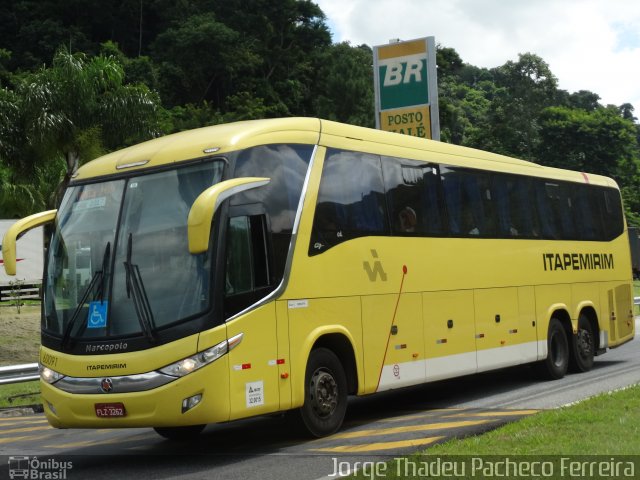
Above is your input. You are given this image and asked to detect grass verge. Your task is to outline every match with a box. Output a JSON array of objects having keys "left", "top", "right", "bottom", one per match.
[
  {"left": 0, "top": 380, "right": 40, "bottom": 408},
  {"left": 0, "top": 304, "right": 41, "bottom": 365},
  {"left": 0, "top": 304, "right": 42, "bottom": 408},
  {"left": 353, "top": 384, "right": 640, "bottom": 479}
]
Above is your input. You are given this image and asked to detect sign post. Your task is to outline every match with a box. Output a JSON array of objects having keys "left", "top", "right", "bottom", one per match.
[{"left": 373, "top": 37, "right": 440, "bottom": 140}]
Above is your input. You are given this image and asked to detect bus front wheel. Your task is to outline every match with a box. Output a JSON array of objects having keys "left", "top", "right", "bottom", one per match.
[
  {"left": 537, "top": 318, "right": 569, "bottom": 380},
  {"left": 570, "top": 314, "right": 595, "bottom": 372},
  {"left": 299, "top": 347, "right": 347, "bottom": 437},
  {"left": 154, "top": 424, "right": 205, "bottom": 441}
]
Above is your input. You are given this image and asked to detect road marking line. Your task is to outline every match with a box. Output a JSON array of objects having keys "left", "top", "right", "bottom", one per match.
[
  {"left": 0, "top": 417, "right": 48, "bottom": 424},
  {"left": 312, "top": 436, "right": 444, "bottom": 453},
  {"left": 378, "top": 408, "right": 468, "bottom": 423},
  {"left": 0, "top": 419, "right": 49, "bottom": 427},
  {"left": 0, "top": 433, "right": 54, "bottom": 444},
  {"left": 330, "top": 419, "right": 490, "bottom": 440},
  {"left": 443, "top": 410, "right": 539, "bottom": 418},
  {"left": 0, "top": 425, "right": 53, "bottom": 435}
]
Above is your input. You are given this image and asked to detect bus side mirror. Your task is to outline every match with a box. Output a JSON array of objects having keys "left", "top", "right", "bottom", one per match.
[
  {"left": 187, "top": 177, "right": 270, "bottom": 254},
  {"left": 2, "top": 210, "right": 57, "bottom": 275}
]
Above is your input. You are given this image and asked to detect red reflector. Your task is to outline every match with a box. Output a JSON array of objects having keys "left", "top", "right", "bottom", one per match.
[
  {"left": 277, "top": 359, "right": 285, "bottom": 365},
  {"left": 242, "top": 363, "right": 251, "bottom": 370}
]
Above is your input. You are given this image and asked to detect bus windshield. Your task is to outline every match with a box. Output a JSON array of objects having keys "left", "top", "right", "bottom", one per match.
[{"left": 44, "top": 160, "right": 225, "bottom": 345}]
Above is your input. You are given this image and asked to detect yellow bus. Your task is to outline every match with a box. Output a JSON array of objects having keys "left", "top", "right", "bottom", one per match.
[{"left": 3, "top": 118, "right": 635, "bottom": 439}]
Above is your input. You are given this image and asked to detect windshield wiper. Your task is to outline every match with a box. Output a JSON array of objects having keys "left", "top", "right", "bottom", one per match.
[
  {"left": 123, "top": 233, "right": 157, "bottom": 343},
  {"left": 61, "top": 242, "right": 111, "bottom": 350}
]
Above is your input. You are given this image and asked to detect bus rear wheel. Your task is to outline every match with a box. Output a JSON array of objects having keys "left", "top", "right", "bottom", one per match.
[
  {"left": 299, "top": 347, "right": 347, "bottom": 437},
  {"left": 537, "top": 318, "right": 569, "bottom": 380},
  {"left": 154, "top": 424, "right": 205, "bottom": 441},
  {"left": 570, "top": 314, "right": 595, "bottom": 372}
]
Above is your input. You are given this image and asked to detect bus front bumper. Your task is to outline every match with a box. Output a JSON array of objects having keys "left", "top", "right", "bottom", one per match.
[{"left": 40, "top": 358, "right": 230, "bottom": 429}]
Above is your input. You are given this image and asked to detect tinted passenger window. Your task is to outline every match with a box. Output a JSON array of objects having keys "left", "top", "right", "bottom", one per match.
[
  {"left": 310, "top": 149, "right": 388, "bottom": 255},
  {"left": 573, "top": 185, "right": 603, "bottom": 240},
  {"left": 602, "top": 188, "right": 624, "bottom": 239},
  {"left": 442, "top": 167, "right": 490, "bottom": 236},
  {"left": 493, "top": 174, "right": 540, "bottom": 237},
  {"left": 383, "top": 157, "right": 444, "bottom": 235}
]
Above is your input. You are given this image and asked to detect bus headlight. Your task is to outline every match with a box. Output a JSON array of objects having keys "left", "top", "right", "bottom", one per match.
[
  {"left": 40, "top": 365, "right": 65, "bottom": 384},
  {"left": 158, "top": 333, "right": 243, "bottom": 378}
]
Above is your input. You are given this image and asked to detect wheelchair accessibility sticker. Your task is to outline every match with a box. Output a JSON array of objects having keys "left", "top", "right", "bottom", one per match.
[{"left": 87, "top": 301, "right": 108, "bottom": 328}]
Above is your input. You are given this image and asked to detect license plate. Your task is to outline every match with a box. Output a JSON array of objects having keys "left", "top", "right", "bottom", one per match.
[{"left": 95, "top": 402, "right": 126, "bottom": 418}]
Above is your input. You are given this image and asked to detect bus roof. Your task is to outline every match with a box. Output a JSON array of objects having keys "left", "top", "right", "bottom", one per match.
[{"left": 74, "top": 117, "right": 617, "bottom": 189}]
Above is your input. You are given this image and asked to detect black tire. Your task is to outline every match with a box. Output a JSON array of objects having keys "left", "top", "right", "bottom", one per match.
[
  {"left": 537, "top": 318, "right": 569, "bottom": 380},
  {"left": 570, "top": 314, "right": 595, "bottom": 372},
  {"left": 153, "top": 424, "right": 205, "bottom": 441},
  {"left": 299, "top": 347, "right": 348, "bottom": 437}
]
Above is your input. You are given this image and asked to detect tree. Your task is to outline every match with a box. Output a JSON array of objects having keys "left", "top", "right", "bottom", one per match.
[
  {"left": 150, "top": 12, "right": 252, "bottom": 107},
  {"left": 213, "top": 0, "right": 331, "bottom": 116},
  {"left": 17, "top": 48, "right": 161, "bottom": 205},
  {"left": 537, "top": 105, "right": 638, "bottom": 178},
  {"left": 312, "top": 42, "right": 374, "bottom": 127},
  {"left": 485, "top": 53, "right": 558, "bottom": 159},
  {"left": 567, "top": 90, "right": 601, "bottom": 111}
]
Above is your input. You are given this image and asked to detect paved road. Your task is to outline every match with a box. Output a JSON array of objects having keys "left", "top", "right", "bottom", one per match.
[{"left": 1, "top": 320, "right": 638, "bottom": 480}]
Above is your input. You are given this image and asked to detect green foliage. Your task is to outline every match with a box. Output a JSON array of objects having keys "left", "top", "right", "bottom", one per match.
[
  {"left": 537, "top": 106, "right": 638, "bottom": 176},
  {"left": 312, "top": 42, "right": 374, "bottom": 127},
  {"left": 151, "top": 12, "right": 247, "bottom": 106},
  {"left": 484, "top": 53, "right": 558, "bottom": 159}
]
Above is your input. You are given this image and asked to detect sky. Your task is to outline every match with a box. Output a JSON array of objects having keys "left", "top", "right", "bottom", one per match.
[{"left": 314, "top": 0, "right": 640, "bottom": 118}]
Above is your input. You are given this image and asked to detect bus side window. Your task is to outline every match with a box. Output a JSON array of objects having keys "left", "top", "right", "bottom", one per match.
[
  {"left": 602, "top": 188, "right": 624, "bottom": 240},
  {"left": 310, "top": 149, "right": 388, "bottom": 254},
  {"left": 488, "top": 174, "right": 539, "bottom": 238},
  {"left": 442, "top": 168, "right": 486, "bottom": 236},
  {"left": 535, "top": 181, "right": 558, "bottom": 239},
  {"left": 574, "top": 185, "right": 600, "bottom": 240},
  {"left": 558, "top": 185, "right": 576, "bottom": 238},
  {"left": 382, "top": 158, "right": 444, "bottom": 236},
  {"left": 224, "top": 214, "right": 271, "bottom": 318}
]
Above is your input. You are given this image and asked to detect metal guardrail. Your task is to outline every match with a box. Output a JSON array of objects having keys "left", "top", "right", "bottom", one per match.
[
  {"left": 635, "top": 296, "right": 640, "bottom": 306},
  {"left": 0, "top": 363, "right": 39, "bottom": 385}
]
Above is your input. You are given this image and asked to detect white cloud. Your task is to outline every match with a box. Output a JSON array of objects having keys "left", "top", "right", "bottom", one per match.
[{"left": 316, "top": 0, "right": 640, "bottom": 116}]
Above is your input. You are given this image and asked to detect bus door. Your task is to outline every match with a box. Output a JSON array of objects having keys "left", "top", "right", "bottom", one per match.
[{"left": 223, "top": 211, "right": 281, "bottom": 419}]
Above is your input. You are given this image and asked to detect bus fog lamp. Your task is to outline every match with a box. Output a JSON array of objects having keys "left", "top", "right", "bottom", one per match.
[{"left": 182, "top": 394, "right": 202, "bottom": 413}]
